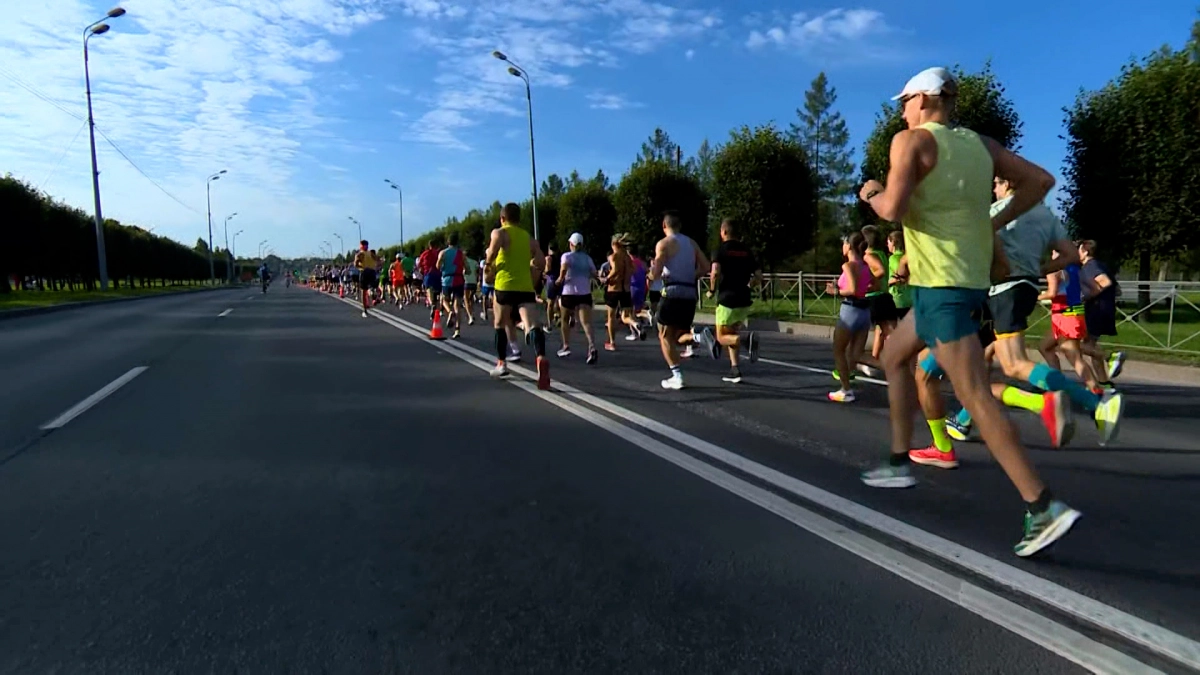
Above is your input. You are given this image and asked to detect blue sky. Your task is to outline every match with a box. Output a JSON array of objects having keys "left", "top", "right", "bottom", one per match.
[{"left": 1, "top": 0, "right": 1195, "bottom": 258}]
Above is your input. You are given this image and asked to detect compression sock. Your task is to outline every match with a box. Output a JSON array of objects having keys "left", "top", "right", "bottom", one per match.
[
  {"left": 927, "top": 419, "right": 954, "bottom": 453},
  {"left": 1027, "top": 488, "right": 1054, "bottom": 515},
  {"left": 1028, "top": 363, "right": 1099, "bottom": 413},
  {"left": 1001, "top": 386, "right": 1046, "bottom": 414},
  {"left": 954, "top": 407, "right": 972, "bottom": 427},
  {"left": 670, "top": 365, "right": 682, "bottom": 379},
  {"left": 494, "top": 328, "right": 507, "bottom": 361},
  {"left": 530, "top": 327, "right": 546, "bottom": 357}
]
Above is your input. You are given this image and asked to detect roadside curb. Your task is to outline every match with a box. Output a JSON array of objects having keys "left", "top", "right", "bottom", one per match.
[
  {"left": 0, "top": 286, "right": 239, "bottom": 322},
  {"left": 694, "top": 312, "right": 1200, "bottom": 389}
]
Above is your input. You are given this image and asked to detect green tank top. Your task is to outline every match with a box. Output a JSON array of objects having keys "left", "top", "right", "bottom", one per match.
[
  {"left": 888, "top": 251, "right": 912, "bottom": 308},
  {"left": 865, "top": 247, "right": 887, "bottom": 296},
  {"left": 901, "top": 122, "right": 994, "bottom": 290},
  {"left": 493, "top": 224, "right": 534, "bottom": 292}
]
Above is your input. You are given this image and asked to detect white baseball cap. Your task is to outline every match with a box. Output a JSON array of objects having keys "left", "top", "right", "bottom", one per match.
[
  {"left": 891, "top": 67, "right": 956, "bottom": 101},
  {"left": 568, "top": 232, "right": 584, "bottom": 245}
]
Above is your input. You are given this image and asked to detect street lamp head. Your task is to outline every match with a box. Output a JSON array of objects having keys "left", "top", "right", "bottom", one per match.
[
  {"left": 507, "top": 66, "right": 521, "bottom": 78},
  {"left": 492, "top": 50, "right": 508, "bottom": 61},
  {"left": 107, "top": 7, "right": 126, "bottom": 18},
  {"left": 91, "top": 23, "right": 111, "bottom": 35},
  {"left": 219, "top": 169, "right": 227, "bottom": 174}
]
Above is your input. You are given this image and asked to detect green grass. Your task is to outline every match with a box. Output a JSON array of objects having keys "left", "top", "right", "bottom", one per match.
[{"left": 0, "top": 282, "right": 215, "bottom": 310}]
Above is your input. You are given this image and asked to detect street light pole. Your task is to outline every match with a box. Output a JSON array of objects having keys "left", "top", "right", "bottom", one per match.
[
  {"left": 232, "top": 229, "right": 243, "bottom": 281},
  {"left": 258, "top": 240, "right": 268, "bottom": 259},
  {"left": 384, "top": 179, "right": 404, "bottom": 250},
  {"left": 348, "top": 216, "right": 362, "bottom": 242},
  {"left": 491, "top": 51, "right": 540, "bottom": 243},
  {"left": 332, "top": 232, "right": 344, "bottom": 258},
  {"left": 206, "top": 170, "right": 227, "bottom": 283},
  {"left": 223, "top": 212, "right": 237, "bottom": 282},
  {"left": 83, "top": 7, "right": 126, "bottom": 291}
]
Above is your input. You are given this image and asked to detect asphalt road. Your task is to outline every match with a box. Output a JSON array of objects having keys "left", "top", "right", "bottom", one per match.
[{"left": 1, "top": 284, "right": 1196, "bottom": 674}]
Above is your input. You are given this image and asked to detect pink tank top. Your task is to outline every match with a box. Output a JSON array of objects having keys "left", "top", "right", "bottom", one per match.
[{"left": 837, "top": 261, "right": 871, "bottom": 299}]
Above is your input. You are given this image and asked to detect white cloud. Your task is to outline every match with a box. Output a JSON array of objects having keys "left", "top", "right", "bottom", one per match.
[
  {"left": 0, "top": 0, "right": 388, "bottom": 253},
  {"left": 685, "top": 49, "right": 696, "bottom": 60},
  {"left": 746, "top": 8, "right": 891, "bottom": 51},
  {"left": 586, "top": 91, "right": 641, "bottom": 111},
  {"left": 401, "top": 0, "right": 722, "bottom": 150}
]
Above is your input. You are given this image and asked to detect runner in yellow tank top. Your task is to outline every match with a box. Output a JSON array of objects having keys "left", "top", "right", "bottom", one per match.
[
  {"left": 856, "top": 67, "right": 1081, "bottom": 559},
  {"left": 483, "top": 202, "right": 550, "bottom": 388}
]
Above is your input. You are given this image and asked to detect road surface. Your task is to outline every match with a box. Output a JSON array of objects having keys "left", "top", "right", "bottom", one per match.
[{"left": 1, "top": 285, "right": 1197, "bottom": 674}]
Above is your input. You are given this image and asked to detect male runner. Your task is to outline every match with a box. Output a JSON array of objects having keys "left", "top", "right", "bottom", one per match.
[
  {"left": 400, "top": 249, "right": 416, "bottom": 306},
  {"left": 462, "top": 253, "right": 479, "bottom": 324},
  {"left": 649, "top": 211, "right": 710, "bottom": 390},
  {"left": 707, "top": 218, "right": 762, "bottom": 383},
  {"left": 484, "top": 202, "right": 550, "bottom": 388},
  {"left": 858, "top": 66, "right": 1079, "bottom": 557},
  {"left": 353, "top": 241, "right": 378, "bottom": 318},
  {"left": 388, "top": 253, "right": 406, "bottom": 306},
  {"left": 629, "top": 243, "right": 649, "bottom": 327},
  {"left": 862, "top": 225, "right": 895, "bottom": 376},
  {"left": 438, "top": 233, "right": 467, "bottom": 338},
  {"left": 417, "top": 240, "right": 441, "bottom": 319},
  {"left": 945, "top": 182, "right": 1123, "bottom": 447}
]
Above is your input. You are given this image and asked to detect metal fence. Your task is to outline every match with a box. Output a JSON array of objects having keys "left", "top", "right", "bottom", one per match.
[{"left": 697, "top": 273, "right": 1200, "bottom": 357}]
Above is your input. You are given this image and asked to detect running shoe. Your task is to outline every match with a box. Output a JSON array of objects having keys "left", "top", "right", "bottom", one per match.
[
  {"left": 701, "top": 327, "right": 719, "bottom": 360},
  {"left": 680, "top": 345, "right": 694, "bottom": 359},
  {"left": 507, "top": 344, "right": 522, "bottom": 362},
  {"left": 945, "top": 416, "right": 973, "bottom": 442},
  {"left": 1014, "top": 500, "right": 1082, "bottom": 558},
  {"left": 586, "top": 347, "right": 598, "bottom": 365},
  {"left": 468, "top": 316, "right": 475, "bottom": 326},
  {"left": 1094, "top": 390, "right": 1125, "bottom": 446},
  {"left": 631, "top": 322, "right": 644, "bottom": 341},
  {"left": 831, "top": 370, "right": 857, "bottom": 383},
  {"left": 604, "top": 342, "right": 616, "bottom": 352},
  {"left": 857, "top": 363, "right": 879, "bottom": 378},
  {"left": 747, "top": 331, "right": 759, "bottom": 363},
  {"left": 1040, "top": 391, "right": 1075, "bottom": 448},
  {"left": 480, "top": 311, "right": 487, "bottom": 322},
  {"left": 536, "top": 356, "right": 551, "bottom": 390},
  {"left": 361, "top": 311, "right": 368, "bottom": 318},
  {"left": 827, "top": 389, "right": 855, "bottom": 403},
  {"left": 860, "top": 463, "right": 917, "bottom": 488},
  {"left": 722, "top": 367, "right": 743, "bottom": 384},
  {"left": 1106, "top": 351, "right": 1127, "bottom": 381},
  {"left": 557, "top": 346, "right": 571, "bottom": 358},
  {"left": 452, "top": 328, "right": 461, "bottom": 340},
  {"left": 908, "top": 445, "right": 959, "bottom": 469},
  {"left": 490, "top": 362, "right": 510, "bottom": 378},
  {"left": 661, "top": 373, "right": 684, "bottom": 390},
  {"left": 625, "top": 332, "right": 638, "bottom": 341}
]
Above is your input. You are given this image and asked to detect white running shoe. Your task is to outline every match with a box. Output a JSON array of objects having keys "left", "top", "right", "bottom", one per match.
[{"left": 661, "top": 373, "right": 684, "bottom": 390}]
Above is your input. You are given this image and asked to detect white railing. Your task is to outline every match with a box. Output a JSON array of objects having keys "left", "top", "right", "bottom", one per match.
[{"left": 696, "top": 274, "right": 1200, "bottom": 356}]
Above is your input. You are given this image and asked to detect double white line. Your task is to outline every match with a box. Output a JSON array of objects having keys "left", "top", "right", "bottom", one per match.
[{"left": 336, "top": 295, "right": 1198, "bottom": 674}]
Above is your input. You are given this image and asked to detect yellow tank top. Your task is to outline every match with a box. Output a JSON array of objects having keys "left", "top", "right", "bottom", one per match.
[
  {"left": 359, "top": 251, "right": 377, "bottom": 270},
  {"left": 901, "top": 122, "right": 994, "bottom": 290},
  {"left": 493, "top": 224, "right": 534, "bottom": 292}
]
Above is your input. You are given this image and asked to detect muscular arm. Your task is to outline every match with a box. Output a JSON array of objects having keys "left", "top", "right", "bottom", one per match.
[
  {"left": 864, "top": 129, "right": 930, "bottom": 224},
  {"left": 648, "top": 239, "right": 669, "bottom": 281},
  {"left": 692, "top": 238, "right": 711, "bottom": 275},
  {"left": 1041, "top": 239, "right": 1080, "bottom": 276},
  {"left": 709, "top": 261, "right": 721, "bottom": 293},
  {"left": 1039, "top": 272, "right": 1060, "bottom": 302},
  {"left": 983, "top": 136, "right": 1056, "bottom": 231},
  {"left": 528, "top": 237, "right": 545, "bottom": 280}
]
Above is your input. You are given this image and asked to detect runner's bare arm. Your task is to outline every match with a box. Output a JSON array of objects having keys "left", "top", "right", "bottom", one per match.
[
  {"left": 1039, "top": 271, "right": 1061, "bottom": 302},
  {"left": 1042, "top": 239, "right": 1081, "bottom": 276},
  {"left": 648, "top": 239, "right": 669, "bottom": 281},
  {"left": 983, "top": 136, "right": 1055, "bottom": 231},
  {"left": 528, "top": 237, "right": 545, "bottom": 278},
  {"left": 859, "top": 129, "right": 928, "bottom": 224},
  {"left": 483, "top": 228, "right": 505, "bottom": 281},
  {"left": 709, "top": 261, "right": 721, "bottom": 293},
  {"left": 692, "top": 238, "right": 711, "bottom": 273}
]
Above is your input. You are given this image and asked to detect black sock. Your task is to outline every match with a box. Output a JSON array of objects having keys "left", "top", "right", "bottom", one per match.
[
  {"left": 494, "top": 328, "right": 507, "bottom": 361},
  {"left": 889, "top": 453, "right": 910, "bottom": 467},
  {"left": 532, "top": 326, "right": 546, "bottom": 357},
  {"left": 1028, "top": 489, "right": 1054, "bottom": 514}
]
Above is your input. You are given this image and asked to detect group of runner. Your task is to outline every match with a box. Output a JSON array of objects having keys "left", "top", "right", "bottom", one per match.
[{"left": 303, "top": 66, "right": 1145, "bottom": 559}]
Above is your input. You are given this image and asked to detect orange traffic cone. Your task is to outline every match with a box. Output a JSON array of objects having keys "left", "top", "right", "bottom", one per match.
[
  {"left": 338, "top": 285, "right": 344, "bottom": 298},
  {"left": 429, "top": 309, "right": 446, "bottom": 340}
]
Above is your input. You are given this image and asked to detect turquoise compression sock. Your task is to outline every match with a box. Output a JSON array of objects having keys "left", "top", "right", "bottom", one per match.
[{"left": 1028, "top": 363, "right": 1098, "bottom": 413}]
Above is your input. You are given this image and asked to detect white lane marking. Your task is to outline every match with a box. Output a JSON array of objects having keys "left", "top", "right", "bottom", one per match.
[
  {"left": 336, "top": 297, "right": 1163, "bottom": 673},
  {"left": 247, "top": 295, "right": 257, "bottom": 300},
  {"left": 339, "top": 298, "right": 1193, "bottom": 670},
  {"left": 760, "top": 356, "right": 889, "bottom": 386},
  {"left": 40, "top": 367, "right": 149, "bottom": 430},
  {"left": 218, "top": 309, "right": 233, "bottom": 317}
]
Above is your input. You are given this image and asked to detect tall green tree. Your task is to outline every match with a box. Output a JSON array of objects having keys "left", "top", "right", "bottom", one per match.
[
  {"left": 637, "top": 127, "right": 680, "bottom": 166},
  {"left": 541, "top": 174, "right": 566, "bottom": 202},
  {"left": 711, "top": 124, "right": 818, "bottom": 271},
  {"left": 790, "top": 72, "right": 854, "bottom": 199},
  {"left": 1062, "top": 39, "right": 1200, "bottom": 307},
  {"left": 613, "top": 160, "right": 708, "bottom": 252},
  {"left": 557, "top": 180, "right": 617, "bottom": 260},
  {"left": 686, "top": 138, "right": 718, "bottom": 194},
  {"left": 790, "top": 72, "right": 855, "bottom": 272}
]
